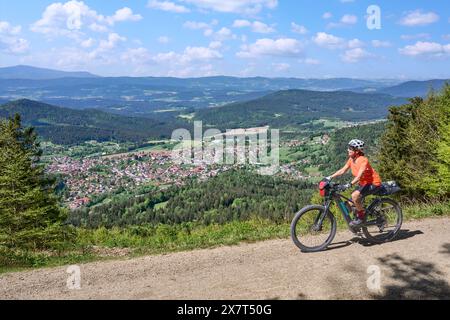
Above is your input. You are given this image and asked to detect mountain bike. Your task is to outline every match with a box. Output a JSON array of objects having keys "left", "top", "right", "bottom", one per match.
[{"left": 290, "top": 180, "right": 403, "bottom": 252}]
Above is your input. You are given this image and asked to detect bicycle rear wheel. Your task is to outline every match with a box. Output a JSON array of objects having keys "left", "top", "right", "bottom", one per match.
[
  {"left": 290, "top": 205, "right": 337, "bottom": 252},
  {"left": 362, "top": 198, "right": 402, "bottom": 243}
]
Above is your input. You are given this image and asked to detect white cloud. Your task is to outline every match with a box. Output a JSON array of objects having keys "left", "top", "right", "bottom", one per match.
[
  {"left": 0, "top": 21, "right": 29, "bottom": 54},
  {"left": 312, "top": 31, "right": 372, "bottom": 62},
  {"left": 212, "top": 27, "right": 237, "bottom": 41},
  {"left": 272, "top": 62, "right": 290, "bottom": 72},
  {"left": 348, "top": 38, "right": 364, "bottom": 49},
  {"left": 43, "top": 46, "right": 113, "bottom": 69},
  {"left": 399, "top": 41, "right": 450, "bottom": 58},
  {"left": 98, "top": 33, "right": 126, "bottom": 51},
  {"left": 183, "top": 21, "right": 211, "bottom": 29},
  {"left": 313, "top": 32, "right": 367, "bottom": 52},
  {"left": 184, "top": 20, "right": 229, "bottom": 39},
  {"left": 204, "top": 29, "right": 213, "bottom": 37},
  {"left": 209, "top": 41, "right": 222, "bottom": 49},
  {"left": 312, "top": 32, "right": 345, "bottom": 49},
  {"left": 328, "top": 14, "right": 358, "bottom": 28},
  {"left": 251, "top": 21, "right": 275, "bottom": 34},
  {"left": 54, "top": 47, "right": 95, "bottom": 68},
  {"left": 291, "top": 22, "right": 308, "bottom": 35},
  {"left": 166, "top": 63, "right": 218, "bottom": 78},
  {"left": 89, "top": 23, "right": 108, "bottom": 33},
  {"left": 401, "top": 33, "right": 431, "bottom": 40},
  {"left": 191, "top": 24, "right": 236, "bottom": 40},
  {"left": 88, "top": 32, "right": 126, "bottom": 60},
  {"left": 199, "top": 27, "right": 236, "bottom": 41},
  {"left": 0, "top": 37, "right": 29, "bottom": 55},
  {"left": 322, "top": 12, "right": 333, "bottom": 20},
  {"left": 0, "top": 21, "right": 21, "bottom": 35},
  {"left": 153, "top": 51, "right": 179, "bottom": 63},
  {"left": 341, "top": 14, "right": 358, "bottom": 24},
  {"left": 31, "top": 1, "right": 142, "bottom": 38},
  {"left": 155, "top": 46, "right": 222, "bottom": 63},
  {"left": 158, "top": 36, "right": 170, "bottom": 44},
  {"left": 147, "top": 0, "right": 190, "bottom": 13},
  {"left": 232, "top": 20, "right": 275, "bottom": 34},
  {"left": 121, "top": 47, "right": 152, "bottom": 64},
  {"left": 399, "top": 10, "right": 439, "bottom": 27},
  {"left": 107, "top": 7, "right": 142, "bottom": 24},
  {"left": 237, "top": 38, "right": 303, "bottom": 58},
  {"left": 31, "top": 1, "right": 98, "bottom": 36},
  {"left": 341, "top": 48, "right": 374, "bottom": 63},
  {"left": 299, "top": 58, "right": 320, "bottom": 65},
  {"left": 232, "top": 20, "right": 251, "bottom": 28},
  {"left": 120, "top": 44, "right": 223, "bottom": 77},
  {"left": 372, "top": 40, "right": 391, "bottom": 48},
  {"left": 183, "top": 0, "right": 278, "bottom": 15},
  {"left": 136, "top": 45, "right": 223, "bottom": 77},
  {"left": 80, "top": 38, "right": 95, "bottom": 48}
]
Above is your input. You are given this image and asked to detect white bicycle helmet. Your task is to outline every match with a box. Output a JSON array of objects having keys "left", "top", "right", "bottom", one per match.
[{"left": 348, "top": 139, "right": 365, "bottom": 151}]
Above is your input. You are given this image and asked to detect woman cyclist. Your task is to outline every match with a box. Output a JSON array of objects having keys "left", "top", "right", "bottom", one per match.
[{"left": 326, "top": 139, "right": 382, "bottom": 227}]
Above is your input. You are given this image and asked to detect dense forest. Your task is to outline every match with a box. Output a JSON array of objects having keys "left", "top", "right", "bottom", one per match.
[
  {"left": 68, "top": 170, "right": 315, "bottom": 228},
  {"left": 0, "top": 99, "right": 186, "bottom": 144},
  {"left": 379, "top": 85, "right": 450, "bottom": 198},
  {"left": 196, "top": 89, "right": 406, "bottom": 130}
]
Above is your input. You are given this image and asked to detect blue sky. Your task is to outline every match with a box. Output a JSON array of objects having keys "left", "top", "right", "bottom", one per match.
[{"left": 0, "top": 0, "right": 449, "bottom": 79}]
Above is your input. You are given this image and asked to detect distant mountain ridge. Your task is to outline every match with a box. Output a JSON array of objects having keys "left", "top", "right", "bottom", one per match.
[
  {"left": 0, "top": 65, "right": 99, "bottom": 80},
  {"left": 0, "top": 99, "right": 182, "bottom": 145},
  {"left": 0, "top": 73, "right": 403, "bottom": 115}
]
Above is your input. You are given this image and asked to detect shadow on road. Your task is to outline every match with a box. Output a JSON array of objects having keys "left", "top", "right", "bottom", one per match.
[
  {"left": 371, "top": 254, "right": 450, "bottom": 300},
  {"left": 325, "top": 240, "right": 353, "bottom": 251},
  {"left": 324, "top": 229, "right": 423, "bottom": 252},
  {"left": 439, "top": 243, "right": 450, "bottom": 256},
  {"left": 356, "top": 229, "right": 424, "bottom": 247}
]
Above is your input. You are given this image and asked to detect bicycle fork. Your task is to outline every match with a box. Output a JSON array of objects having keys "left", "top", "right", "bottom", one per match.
[{"left": 314, "top": 200, "right": 334, "bottom": 230}]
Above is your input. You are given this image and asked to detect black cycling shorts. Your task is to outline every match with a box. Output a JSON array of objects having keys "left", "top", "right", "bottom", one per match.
[{"left": 354, "top": 184, "right": 382, "bottom": 197}]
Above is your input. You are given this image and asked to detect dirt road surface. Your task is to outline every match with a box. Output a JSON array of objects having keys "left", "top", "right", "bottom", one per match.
[{"left": 1, "top": 217, "right": 450, "bottom": 300}]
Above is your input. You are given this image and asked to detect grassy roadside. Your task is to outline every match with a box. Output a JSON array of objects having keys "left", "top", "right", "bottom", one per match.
[{"left": 1, "top": 200, "right": 449, "bottom": 274}]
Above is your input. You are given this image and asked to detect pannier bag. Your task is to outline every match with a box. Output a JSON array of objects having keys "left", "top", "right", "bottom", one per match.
[{"left": 378, "top": 181, "right": 401, "bottom": 196}]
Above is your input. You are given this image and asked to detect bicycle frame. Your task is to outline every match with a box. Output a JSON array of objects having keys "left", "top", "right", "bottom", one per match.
[{"left": 316, "top": 190, "right": 384, "bottom": 231}]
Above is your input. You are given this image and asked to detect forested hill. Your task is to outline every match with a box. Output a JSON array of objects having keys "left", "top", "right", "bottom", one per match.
[
  {"left": 195, "top": 89, "right": 406, "bottom": 130},
  {"left": 379, "top": 79, "right": 449, "bottom": 98},
  {"left": 0, "top": 99, "right": 184, "bottom": 145}
]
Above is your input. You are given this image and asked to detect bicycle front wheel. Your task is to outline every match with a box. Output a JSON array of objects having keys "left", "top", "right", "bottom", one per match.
[
  {"left": 290, "top": 205, "right": 337, "bottom": 252},
  {"left": 363, "top": 198, "right": 403, "bottom": 244}
]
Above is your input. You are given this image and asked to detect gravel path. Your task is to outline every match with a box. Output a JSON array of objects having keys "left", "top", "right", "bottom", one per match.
[{"left": 1, "top": 217, "right": 449, "bottom": 300}]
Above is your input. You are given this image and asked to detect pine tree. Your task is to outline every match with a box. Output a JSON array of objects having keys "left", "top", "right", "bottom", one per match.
[
  {"left": 379, "top": 84, "right": 450, "bottom": 198},
  {"left": 433, "top": 123, "right": 450, "bottom": 196},
  {"left": 422, "top": 85, "right": 450, "bottom": 197},
  {"left": 0, "top": 114, "right": 72, "bottom": 250}
]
